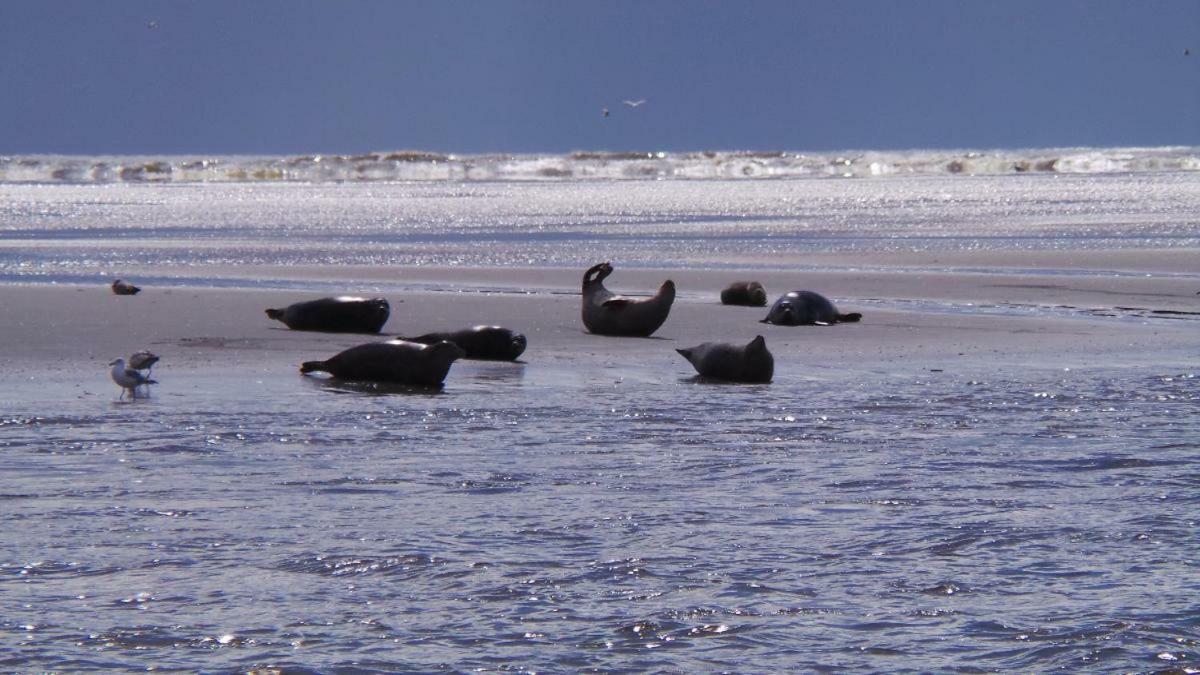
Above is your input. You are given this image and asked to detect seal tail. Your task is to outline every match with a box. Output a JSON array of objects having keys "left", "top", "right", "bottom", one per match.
[
  {"left": 300, "top": 360, "right": 327, "bottom": 374},
  {"left": 838, "top": 312, "right": 863, "bottom": 323}
]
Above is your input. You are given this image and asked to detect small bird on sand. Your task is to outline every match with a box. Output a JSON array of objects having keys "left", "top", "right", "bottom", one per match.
[
  {"left": 111, "top": 279, "right": 141, "bottom": 295},
  {"left": 110, "top": 358, "right": 157, "bottom": 400},
  {"left": 622, "top": 99, "right": 647, "bottom": 108}
]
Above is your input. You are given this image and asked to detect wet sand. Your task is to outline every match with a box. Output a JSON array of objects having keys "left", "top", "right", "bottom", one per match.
[{"left": 4, "top": 255, "right": 1196, "bottom": 398}]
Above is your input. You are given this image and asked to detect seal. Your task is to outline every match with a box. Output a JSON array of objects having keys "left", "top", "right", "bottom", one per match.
[
  {"left": 265, "top": 296, "right": 390, "bottom": 333},
  {"left": 111, "top": 279, "right": 141, "bottom": 295},
  {"left": 676, "top": 335, "right": 774, "bottom": 383},
  {"left": 581, "top": 262, "right": 675, "bottom": 337},
  {"left": 398, "top": 326, "right": 526, "bottom": 361},
  {"left": 300, "top": 339, "right": 465, "bottom": 386},
  {"left": 761, "top": 290, "right": 862, "bottom": 326},
  {"left": 720, "top": 281, "right": 768, "bottom": 307}
]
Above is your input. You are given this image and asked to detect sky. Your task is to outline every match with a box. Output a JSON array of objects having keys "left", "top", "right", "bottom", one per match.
[{"left": 1, "top": 1, "right": 1197, "bottom": 155}]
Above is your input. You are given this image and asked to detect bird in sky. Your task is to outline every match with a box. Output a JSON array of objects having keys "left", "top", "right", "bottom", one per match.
[
  {"left": 602, "top": 107, "right": 610, "bottom": 117},
  {"left": 622, "top": 99, "right": 647, "bottom": 108}
]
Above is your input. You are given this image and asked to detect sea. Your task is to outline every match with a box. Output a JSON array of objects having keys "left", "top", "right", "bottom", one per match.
[{"left": 1, "top": 148, "right": 1198, "bottom": 672}]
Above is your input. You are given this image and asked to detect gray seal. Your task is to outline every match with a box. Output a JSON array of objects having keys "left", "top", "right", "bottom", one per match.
[
  {"left": 676, "top": 335, "right": 774, "bottom": 383},
  {"left": 300, "top": 339, "right": 465, "bottom": 386},
  {"left": 581, "top": 262, "right": 675, "bottom": 337},
  {"left": 266, "top": 296, "right": 390, "bottom": 333},
  {"left": 720, "top": 281, "right": 767, "bottom": 306},
  {"left": 111, "top": 279, "right": 141, "bottom": 295},
  {"left": 762, "top": 290, "right": 862, "bottom": 326},
  {"left": 398, "top": 326, "right": 526, "bottom": 361}
]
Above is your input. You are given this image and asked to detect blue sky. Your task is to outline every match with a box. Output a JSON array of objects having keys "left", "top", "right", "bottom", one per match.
[{"left": 1, "top": 1, "right": 1196, "bottom": 154}]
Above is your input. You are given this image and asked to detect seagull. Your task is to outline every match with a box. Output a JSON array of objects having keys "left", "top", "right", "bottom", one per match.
[
  {"left": 110, "top": 358, "right": 157, "bottom": 400},
  {"left": 129, "top": 350, "right": 159, "bottom": 373},
  {"left": 622, "top": 99, "right": 647, "bottom": 108},
  {"left": 111, "top": 279, "right": 141, "bottom": 295},
  {"left": 602, "top": 107, "right": 610, "bottom": 117},
  {"left": 147, "top": 20, "right": 159, "bottom": 29},
  {"left": 129, "top": 350, "right": 160, "bottom": 395}
]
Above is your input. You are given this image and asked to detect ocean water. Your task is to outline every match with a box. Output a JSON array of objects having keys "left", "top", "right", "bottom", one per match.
[{"left": 2, "top": 155, "right": 1199, "bottom": 671}]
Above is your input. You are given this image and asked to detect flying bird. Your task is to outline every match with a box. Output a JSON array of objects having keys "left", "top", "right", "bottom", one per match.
[
  {"left": 147, "top": 20, "right": 159, "bottom": 29},
  {"left": 602, "top": 107, "right": 610, "bottom": 117},
  {"left": 109, "top": 358, "right": 157, "bottom": 400},
  {"left": 622, "top": 99, "right": 647, "bottom": 108}
]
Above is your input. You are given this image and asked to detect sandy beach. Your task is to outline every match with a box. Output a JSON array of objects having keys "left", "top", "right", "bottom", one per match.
[{"left": 5, "top": 253, "right": 1196, "bottom": 395}]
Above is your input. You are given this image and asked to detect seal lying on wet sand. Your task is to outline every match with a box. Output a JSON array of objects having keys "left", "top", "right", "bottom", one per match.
[
  {"left": 762, "top": 291, "right": 861, "bottom": 326},
  {"left": 398, "top": 326, "right": 527, "bottom": 361},
  {"left": 720, "top": 281, "right": 768, "bottom": 307},
  {"left": 300, "top": 339, "right": 464, "bottom": 385},
  {"left": 676, "top": 335, "right": 774, "bottom": 383},
  {"left": 266, "top": 296, "right": 390, "bottom": 333},
  {"left": 111, "top": 279, "right": 141, "bottom": 295},
  {"left": 581, "top": 262, "right": 675, "bottom": 337}
]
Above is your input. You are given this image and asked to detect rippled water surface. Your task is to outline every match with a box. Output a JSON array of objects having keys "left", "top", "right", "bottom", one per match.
[
  {"left": 2, "top": 172, "right": 1199, "bottom": 279},
  {"left": 2, "top": 363, "right": 1198, "bottom": 671},
  {"left": 2, "top": 173, "right": 1199, "bottom": 671}
]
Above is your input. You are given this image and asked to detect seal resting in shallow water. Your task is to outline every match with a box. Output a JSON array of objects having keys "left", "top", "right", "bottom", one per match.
[
  {"left": 720, "top": 281, "right": 768, "bottom": 306},
  {"left": 266, "top": 296, "right": 390, "bottom": 333},
  {"left": 581, "top": 262, "right": 675, "bottom": 337},
  {"left": 761, "top": 290, "right": 861, "bottom": 326},
  {"left": 398, "top": 326, "right": 526, "bottom": 361},
  {"left": 300, "top": 339, "right": 464, "bottom": 385},
  {"left": 676, "top": 335, "right": 774, "bottom": 383}
]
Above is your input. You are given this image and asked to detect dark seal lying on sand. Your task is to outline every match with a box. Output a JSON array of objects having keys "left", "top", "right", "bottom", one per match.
[
  {"left": 676, "top": 335, "right": 774, "bottom": 383},
  {"left": 300, "top": 339, "right": 464, "bottom": 386},
  {"left": 398, "top": 326, "right": 527, "bottom": 361},
  {"left": 581, "top": 262, "right": 675, "bottom": 337},
  {"left": 266, "top": 296, "right": 390, "bottom": 333},
  {"left": 720, "top": 281, "right": 768, "bottom": 306},
  {"left": 762, "top": 290, "right": 862, "bottom": 326},
  {"left": 111, "top": 279, "right": 141, "bottom": 295}
]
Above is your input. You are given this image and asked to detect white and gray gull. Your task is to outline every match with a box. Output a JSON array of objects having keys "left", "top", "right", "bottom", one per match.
[{"left": 109, "top": 358, "right": 157, "bottom": 400}]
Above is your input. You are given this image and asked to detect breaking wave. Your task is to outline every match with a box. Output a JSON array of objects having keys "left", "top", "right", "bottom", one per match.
[{"left": 2, "top": 146, "right": 1197, "bottom": 184}]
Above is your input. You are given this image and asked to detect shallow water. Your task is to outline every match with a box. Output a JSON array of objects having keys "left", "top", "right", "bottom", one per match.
[
  {"left": 2, "top": 172, "right": 1199, "bottom": 279},
  {"left": 2, "top": 361, "right": 1198, "bottom": 671},
  {"left": 2, "top": 172, "right": 1199, "bottom": 671}
]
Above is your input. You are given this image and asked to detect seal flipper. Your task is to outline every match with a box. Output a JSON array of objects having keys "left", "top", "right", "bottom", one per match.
[
  {"left": 838, "top": 312, "right": 863, "bottom": 323},
  {"left": 265, "top": 308, "right": 285, "bottom": 321}
]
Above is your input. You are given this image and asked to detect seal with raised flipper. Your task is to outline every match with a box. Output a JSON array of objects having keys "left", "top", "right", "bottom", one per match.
[
  {"left": 398, "top": 326, "right": 526, "bottom": 361},
  {"left": 581, "top": 262, "right": 675, "bottom": 337},
  {"left": 676, "top": 335, "right": 774, "bottom": 383},
  {"left": 266, "top": 296, "right": 390, "bottom": 333},
  {"left": 720, "top": 280, "right": 768, "bottom": 307},
  {"left": 300, "top": 339, "right": 465, "bottom": 386},
  {"left": 761, "top": 290, "right": 862, "bottom": 326}
]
